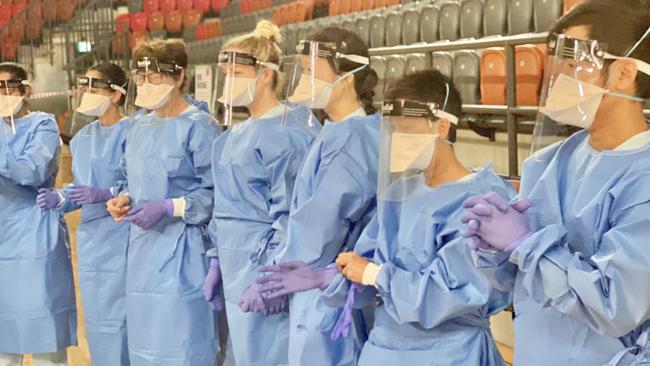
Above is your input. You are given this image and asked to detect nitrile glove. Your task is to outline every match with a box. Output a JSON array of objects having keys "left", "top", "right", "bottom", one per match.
[
  {"left": 204, "top": 258, "right": 223, "bottom": 311},
  {"left": 256, "top": 261, "right": 337, "bottom": 299},
  {"left": 331, "top": 283, "right": 362, "bottom": 341},
  {"left": 69, "top": 185, "right": 113, "bottom": 205},
  {"left": 123, "top": 199, "right": 173, "bottom": 230},
  {"left": 36, "top": 188, "right": 61, "bottom": 210}
]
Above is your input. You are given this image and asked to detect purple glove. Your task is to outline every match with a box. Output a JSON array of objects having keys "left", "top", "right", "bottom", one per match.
[
  {"left": 36, "top": 188, "right": 61, "bottom": 210},
  {"left": 69, "top": 185, "right": 113, "bottom": 205},
  {"left": 256, "top": 261, "right": 337, "bottom": 299},
  {"left": 123, "top": 199, "right": 173, "bottom": 230},
  {"left": 262, "top": 294, "right": 287, "bottom": 316},
  {"left": 239, "top": 283, "right": 267, "bottom": 313},
  {"left": 461, "top": 192, "right": 532, "bottom": 252},
  {"left": 331, "top": 283, "right": 362, "bottom": 341},
  {"left": 204, "top": 258, "right": 223, "bottom": 311}
]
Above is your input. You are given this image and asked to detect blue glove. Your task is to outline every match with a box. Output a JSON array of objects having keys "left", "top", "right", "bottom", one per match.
[
  {"left": 123, "top": 199, "right": 173, "bottom": 230},
  {"left": 461, "top": 192, "right": 532, "bottom": 252},
  {"left": 204, "top": 258, "right": 223, "bottom": 311},
  {"left": 331, "top": 283, "right": 362, "bottom": 341},
  {"left": 36, "top": 188, "right": 61, "bottom": 210},
  {"left": 256, "top": 261, "right": 337, "bottom": 299},
  {"left": 69, "top": 185, "right": 113, "bottom": 205}
]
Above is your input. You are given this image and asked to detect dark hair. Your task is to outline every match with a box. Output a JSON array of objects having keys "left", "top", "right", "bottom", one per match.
[
  {"left": 133, "top": 39, "right": 189, "bottom": 90},
  {"left": 89, "top": 62, "right": 128, "bottom": 106},
  {"left": 0, "top": 62, "right": 28, "bottom": 95},
  {"left": 385, "top": 70, "right": 461, "bottom": 143},
  {"left": 308, "top": 27, "right": 378, "bottom": 114},
  {"left": 550, "top": 0, "right": 650, "bottom": 98}
]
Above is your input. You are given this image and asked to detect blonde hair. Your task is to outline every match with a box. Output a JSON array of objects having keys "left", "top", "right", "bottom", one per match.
[
  {"left": 223, "top": 20, "right": 284, "bottom": 93},
  {"left": 133, "top": 39, "right": 189, "bottom": 90}
]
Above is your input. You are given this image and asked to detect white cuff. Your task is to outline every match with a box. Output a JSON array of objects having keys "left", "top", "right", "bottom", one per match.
[
  {"left": 172, "top": 197, "right": 186, "bottom": 219},
  {"left": 56, "top": 191, "right": 65, "bottom": 207},
  {"left": 362, "top": 263, "right": 382, "bottom": 287}
]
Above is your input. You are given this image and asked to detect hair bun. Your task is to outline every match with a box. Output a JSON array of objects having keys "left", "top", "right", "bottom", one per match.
[{"left": 254, "top": 20, "right": 282, "bottom": 43}]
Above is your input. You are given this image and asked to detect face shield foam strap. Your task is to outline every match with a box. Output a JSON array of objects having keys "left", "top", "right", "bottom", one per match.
[
  {"left": 382, "top": 99, "right": 459, "bottom": 125},
  {"left": 218, "top": 51, "right": 280, "bottom": 71},
  {"left": 296, "top": 40, "right": 370, "bottom": 71},
  {"left": 77, "top": 76, "right": 127, "bottom": 95},
  {"left": 0, "top": 79, "right": 29, "bottom": 89},
  {"left": 135, "top": 57, "right": 184, "bottom": 74}
]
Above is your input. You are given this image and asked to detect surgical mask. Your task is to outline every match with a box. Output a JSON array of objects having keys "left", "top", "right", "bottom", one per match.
[
  {"left": 541, "top": 73, "right": 645, "bottom": 129},
  {"left": 218, "top": 76, "right": 257, "bottom": 107},
  {"left": 76, "top": 92, "right": 112, "bottom": 116},
  {"left": 390, "top": 133, "right": 438, "bottom": 173},
  {"left": 135, "top": 83, "right": 175, "bottom": 110},
  {"left": 289, "top": 64, "right": 368, "bottom": 109},
  {"left": 0, "top": 95, "right": 24, "bottom": 118}
]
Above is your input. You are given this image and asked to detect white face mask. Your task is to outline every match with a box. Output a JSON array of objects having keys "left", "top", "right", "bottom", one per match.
[
  {"left": 0, "top": 95, "right": 24, "bottom": 118},
  {"left": 390, "top": 133, "right": 438, "bottom": 173},
  {"left": 135, "top": 83, "right": 175, "bottom": 110},
  {"left": 218, "top": 76, "right": 257, "bottom": 107},
  {"left": 540, "top": 73, "right": 644, "bottom": 129},
  {"left": 289, "top": 64, "right": 368, "bottom": 109},
  {"left": 76, "top": 92, "right": 112, "bottom": 116}
]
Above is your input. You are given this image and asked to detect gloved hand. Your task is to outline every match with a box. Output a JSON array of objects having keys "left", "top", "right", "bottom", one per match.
[
  {"left": 335, "top": 252, "right": 369, "bottom": 284},
  {"left": 239, "top": 283, "right": 268, "bottom": 313},
  {"left": 461, "top": 192, "right": 532, "bottom": 252},
  {"left": 107, "top": 195, "right": 131, "bottom": 221},
  {"left": 256, "top": 261, "right": 337, "bottom": 299},
  {"left": 203, "top": 258, "right": 223, "bottom": 311},
  {"left": 123, "top": 199, "right": 173, "bottom": 230},
  {"left": 69, "top": 185, "right": 113, "bottom": 205},
  {"left": 263, "top": 294, "right": 287, "bottom": 316},
  {"left": 331, "top": 283, "right": 362, "bottom": 341},
  {"left": 36, "top": 188, "right": 61, "bottom": 210}
]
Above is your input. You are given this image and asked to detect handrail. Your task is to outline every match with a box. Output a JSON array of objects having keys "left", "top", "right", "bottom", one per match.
[{"left": 369, "top": 32, "right": 550, "bottom": 56}]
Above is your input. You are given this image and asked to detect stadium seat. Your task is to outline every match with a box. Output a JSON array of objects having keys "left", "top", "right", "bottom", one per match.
[
  {"left": 432, "top": 52, "right": 454, "bottom": 78},
  {"left": 284, "top": 24, "right": 298, "bottom": 54},
  {"left": 160, "top": 0, "right": 176, "bottom": 12},
  {"left": 294, "top": 1, "right": 308, "bottom": 23},
  {"left": 460, "top": 0, "right": 483, "bottom": 39},
  {"left": 402, "top": 8, "right": 419, "bottom": 45},
  {"left": 129, "top": 31, "right": 149, "bottom": 51},
  {"left": 131, "top": 12, "right": 148, "bottom": 32},
  {"left": 483, "top": 0, "right": 507, "bottom": 36},
  {"left": 144, "top": 0, "right": 160, "bottom": 14},
  {"left": 195, "top": 0, "right": 210, "bottom": 12},
  {"left": 370, "top": 55, "right": 386, "bottom": 100},
  {"left": 56, "top": 1, "right": 76, "bottom": 22},
  {"left": 508, "top": 0, "right": 533, "bottom": 35},
  {"left": 195, "top": 23, "right": 208, "bottom": 40},
  {"left": 43, "top": 1, "right": 56, "bottom": 22},
  {"left": 341, "top": 16, "right": 357, "bottom": 35},
  {"left": 362, "top": 0, "right": 375, "bottom": 11},
  {"left": 148, "top": 11, "right": 165, "bottom": 31},
  {"left": 178, "top": 0, "right": 194, "bottom": 11},
  {"left": 28, "top": 2, "right": 43, "bottom": 21},
  {"left": 26, "top": 19, "right": 43, "bottom": 40},
  {"left": 0, "top": 1, "right": 11, "bottom": 17},
  {"left": 115, "top": 13, "right": 131, "bottom": 33},
  {"left": 405, "top": 53, "right": 428, "bottom": 74},
  {"left": 384, "top": 10, "right": 402, "bottom": 46},
  {"left": 374, "top": 0, "right": 387, "bottom": 8},
  {"left": 339, "top": 0, "right": 351, "bottom": 14},
  {"left": 165, "top": 10, "right": 182, "bottom": 33},
  {"left": 211, "top": 0, "right": 228, "bottom": 12},
  {"left": 563, "top": 0, "right": 584, "bottom": 13},
  {"left": 387, "top": 0, "right": 399, "bottom": 6},
  {"left": 350, "top": 0, "right": 362, "bottom": 12},
  {"left": 515, "top": 44, "right": 545, "bottom": 105},
  {"left": 183, "top": 9, "right": 202, "bottom": 29},
  {"left": 355, "top": 15, "right": 371, "bottom": 46},
  {"left": 9, "top": 20, "right": 24, "bottom": 42},
  {"left": 385, "top": 55, "right": 406, "bottom": 91},
  {"left": 12, "top": 3, "right": 26, "bottom": 16},
  {"left": 2, "top": 36, "right": 18, "bottom": 60},
  {"left": 439, "top": 1, "right": 460, "bottom": 41},
  {"left": 533, "top": 0, "right": 561, "bottom": 32},
  {"left": 369, "top": 13, "right": 386, "bottom": 48},
  {"left": 329, "top": 0, "right": 340, "bottom": 16},
  {"left": 419, "top": 5, "right": 438, "bottom": 43},
  {"left": 454, "top": 50, "right": 481, "bottom": 104},
  {"left": 480, "top": 47, "right": 506, "bottom": 105},
  {"left": 128, "top": 0, "right": 143, "bottom": 13}
]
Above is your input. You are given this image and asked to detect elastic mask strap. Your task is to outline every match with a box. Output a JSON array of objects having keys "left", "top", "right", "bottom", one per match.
[
  {"left": 625, "top": 26, "right": 650, "bottom": 57},
  {"left": 606, "top": 91, "right": 645, "bottom": 102},
  {"left": 332, "top": 64, "right": 368, "bottom": 85}
]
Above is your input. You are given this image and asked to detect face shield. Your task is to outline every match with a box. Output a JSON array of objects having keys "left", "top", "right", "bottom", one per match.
[
  {"left": 532, "top": 30, "right": 650, "bottom": 152},
  {"left": 70, "top": 75, "right": 127, "bottom": 135},
  {"left": 129, "top": 57, "right": 183, "bottom": 112},
  {"left": 214, "top": 50, "right": 279, "bottom": 126},
  {"left": 283, "top": 40, "right": 369, "bottom": 125},
  {"left": 0, "top": 78, "right": 29, "bottom": 134},
  {"left": 377, "top": 97, "right": 459, "bottom": 204}
]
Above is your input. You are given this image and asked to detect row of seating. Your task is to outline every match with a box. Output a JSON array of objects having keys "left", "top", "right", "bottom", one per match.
[
  {"left": 219, "top": 0, "right": 294, "bottom": 18},
  {"left": 127, "top": 0, "right": 217, "bottom": 14},
  {"left": 328, "top": 0, "right": 400, "bottom": 16},
  {"left": 270, "top": 0, "right": 313, "bottom": 27},
  {"left": 119, "top": 9, "right": 203, "bottom": 33}
]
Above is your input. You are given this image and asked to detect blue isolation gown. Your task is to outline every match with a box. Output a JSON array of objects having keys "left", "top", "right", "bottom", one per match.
[
  {"left": 475, "top": 130, "right": 650, "bottom": 366},
  {"left": 209, "top": 104, "right": 320, "bottom": 366},
  {"left": 0, "top": 112, "right": 77, "bottom": 354},
  {"left": 120, "top": 106, "right": 221, "bottom": 365},
  {"left": 58, "top": 118, "right": 132, "bottom": 366},
  {"left": 277, "top": 111, "right": 381, "bottom": 366},
  {"left": 323, "top": 168, "right": 514, "bottom": 365}
]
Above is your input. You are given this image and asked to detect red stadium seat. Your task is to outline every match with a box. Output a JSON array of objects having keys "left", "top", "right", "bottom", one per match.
[
  {"left": 129, "top": 31, "right": 149, "bottom": 50},
  {"left": 159, "top": 0, "right": 176, "bottom": 12},
  {"left": 182, "top": 9, "right": 201, "bottom": 29},
  {"left": 374, "top": 0, "right": 386, "bottom": 8},
  {"left": 339, "top": 0, "right": 350, "bottom": 14},
  {"left": 361, "top": 0, "right": 374, "bottom": 11},
  {"left": 115, "top": 13, "right": 131, "bottom": 33},
  {"left": 0, "top": 5, "right": 11, "bottom": 22},
  {"left": 194, "top": 0, "right": 210, "bottom": 12},
  {"left": 294, "top": 1, "right": 306, "bottom": 23},
  {"left": 386, "top": 0, "right": 399, "bottom": 6},
  {"left": 165, "top": 10, "right": 182, "bottom": 32},
  {"left": 328, "top": 0, "right": 339, "bottom": 16},
  {"left": 349, "top": 0, "right": 362, "bottom": 13},
  {"left": 148, "top": 11, "right": 165, "bottom": 31},
  {"left": 206, "top": 19, "right": 221, "bottom": 37},
  {"left": 240, "top": 0, "right": 252, "bottom": 13},
  {"left": 26, "top": 19, "right": 44, "bottom": 40},
  {"left": 56, "top": 1, "right": 75, "bottom": 21},
  {"left": 2, "top": 37, "right": 18, "bottom": 60},
  {"left": 279, "top": 4, "right": 289, "bottom": 25},
  {"left": 177, "top": 0, "right": 193, "bottom": 11},
  {"left": 10, "top": 20, "right": 25, "bottom": 42},
  {"left": 143, "top": 0, "right": 160, "bottom": 14},
  {"left": 286, "top": 2, "right": 298, "bottom": 23},
  {"left": 515, "top": 44, "right": 546, "bottom": 106},
  {"left": 42, "top": 0, "right": 57, "bottom": 22},
  {"left": 131, "top": 12, "right": 148, "bottom": 32},
  {"left": 195, "top": 23, "right": 208, "bottom": 40},
  {"left": 28, "top": 2, "right": 43, "bottom": 21},
  {"left": 271, "top": 7, "right": 281, "bottom": 26},
  {"left": 211, "top": 0, "right": 227, "bottom": 12},
  {"left": 12, "top": 3, "right": 26, "bottom": 17},
  {"left": 112, "top": 33, "right": 127, "bottom": 55},
  {"left": 480, "top": 48, "right": 507, "bottom": 105}
]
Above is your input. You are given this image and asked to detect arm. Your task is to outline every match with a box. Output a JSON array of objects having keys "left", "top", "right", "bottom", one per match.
[
  {"left": 0, "top": 118, "right": 59, "bottom": 186},
  {"left": 471, "top": 249, "right": 518, "bottom": 293},
  {"left": 511, "top": 197, "right": 650, "bottom": 337}
]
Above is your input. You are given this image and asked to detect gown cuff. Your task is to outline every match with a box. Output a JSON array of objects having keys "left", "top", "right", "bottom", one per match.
[
  {"left": 172, "top": 197, "right": 186, "bottom": 219},
  {"left": 362, "top": 263, "right": 382, "bottom": 287}
]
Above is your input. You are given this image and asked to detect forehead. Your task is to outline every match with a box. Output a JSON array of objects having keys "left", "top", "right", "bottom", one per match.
[
  {"left": 563, "top": 25, "right": 591, "bottom": 42},
  {"left": 85, "top": 69, "right": 104, "bottom": 79},
  {"left": 0, "top": 71, "right": 15, "bottom": 81}
]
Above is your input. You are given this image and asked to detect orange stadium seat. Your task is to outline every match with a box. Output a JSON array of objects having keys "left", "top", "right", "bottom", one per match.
[
  {"left": 129, "top": 31, "right": 149, "bottom": 50},
  {"left": 160, "top": 0, "right": 176, "bottom": 12},
  {"left": 2, "top": 36, "right": 18, "bottom": 60},
  {"left": 329, "top": 0, "right": 339, "bottom": 16},
  {"left": 211, "top": 0, "right": 228, "bottom": 12},
  {"left": 182, "top": 9, "right": 202, "bottom": 29},
  {"left": 480, "top": 47, "right": 507, "bottom": 105},
  {"left": 177, "top": 0, "right": 193, "bottom": 11},
  {"left": 143, "top": 0, "right": 160, "bottom": 14},
  {"left": 362, "top": 0, "right": 374, "bottom": 11},
  {"left": 515, "top": 44, "right": 546, "bottom": 106},
  {"left": 165, "top": 10, "right": 182, "bottom": 32},
  {"left": 563, "top": 0, "right": 584, "bottom": 13},
  {"left": 131, "top": 12, "right": 148, "bottom": 32},
  {"left": 349, "top": 0, "right": 362, "bottom": 13},
  {"left": 339, "top": 0, "right": 350, "bottom": 14},
  {"left": 115, "top": 13, "right": 131, "bottom": 33},
  {"left": 195, "top": 0, "right": 210, "bottom": 12},
  {"left": 148, "top": 11, "right": 165, "bottom": 31}
]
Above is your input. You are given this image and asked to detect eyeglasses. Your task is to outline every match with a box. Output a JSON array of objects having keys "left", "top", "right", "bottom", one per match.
[{"left": 134, "top": 71, "right": 165, "bottom": 86}]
